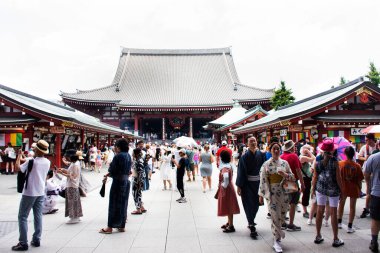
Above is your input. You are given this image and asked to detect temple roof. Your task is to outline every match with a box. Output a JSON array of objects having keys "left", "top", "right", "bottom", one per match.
[
  {"left": 232, "top": 77, "right": 380, "bottom": 134},
  {"left": 61, "top": 47, "right": 274, "bottom": 107},
  {"left": 209, "top": 101, "right": 248, "bottom": 126}
]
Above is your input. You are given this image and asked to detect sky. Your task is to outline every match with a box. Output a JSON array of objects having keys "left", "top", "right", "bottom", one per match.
[{"left": 1, "top": 0, "right": 380, "bottom": 103}]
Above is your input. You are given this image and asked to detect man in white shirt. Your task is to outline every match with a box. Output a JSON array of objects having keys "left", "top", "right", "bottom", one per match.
[{"left": 12, "top": 140, "right": 50, "bottom": 251}]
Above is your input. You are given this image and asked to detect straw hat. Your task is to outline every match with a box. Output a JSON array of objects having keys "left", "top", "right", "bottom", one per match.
[
  {"left": 36, "top": 140, "right": 49, "bottom": 154},
  {"left": 282, "top": 140, "right": 295, "bottom": 152}
]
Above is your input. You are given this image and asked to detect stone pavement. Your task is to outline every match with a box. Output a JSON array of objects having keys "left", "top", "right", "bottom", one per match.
[{"left": 0, "top": 165, "right": 374, "bottom": 253}]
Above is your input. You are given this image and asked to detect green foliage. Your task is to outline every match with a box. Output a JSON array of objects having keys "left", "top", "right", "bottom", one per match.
[
  {"left": 270, "top": 81, "right": 295, "bottom": 110},
  {"left": 339, "top": 77, "right": 347, "bottom": 86},
  {"left": 366, "top": 62, "right": 380, "bottom": 87}
]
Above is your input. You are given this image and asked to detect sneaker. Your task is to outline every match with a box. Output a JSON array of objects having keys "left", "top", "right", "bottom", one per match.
[
  {"left": 267, "top": 213, "right": 272, "bottom": 219},
  {"left": 249, "top": 225, "right": 258, "bottom": 239},
  {"left": 286, "top": 224, "right": 301, "bottom": 232},
  {"left": 323, "top": 219, "right": 329, "bottom": 227},
  {"left": 66, "top": 218, "right": 80, "bottom": 224},
  {"left": 360, "top": 191, "right": 366, "bottom": 198},
  {"left": 360, "top": 208, "right": 370, "bottom": 218},
  {"left": 347, "top": 227, "right": 355, "bottom": 233},
  {"left": 303, "top": 212, "right": 310, "bottom": 218},
  {"left": 296, "top": 205, "right": 301, "bottom": 213},
  {"left": 273, "top": 240, "right": 283, "bottom": 253},
  {"left": 338, "top": 223, "right": 343, "bottom": 229},
  {"left": 178, "top": 197, "right": 187, "bottom": 203},
  {"left": 369, "top": 240, "right": 379, "bottom": 253},
  {"left": 307, "top": 219, "right": 312, "bottom": 225},
  {"left": 31, "top": 241, "right": 40, "bottom": 247},
  {"left": 332, "top": 238, "right": 344, "bottom": 247},
  {"left": 176, "top": 198, "right": 182, "bottom": 202},
  {"left": 314, "top": 235, "right": 324, "bottom": 244},
  {"left": 223, "top": 225, "right": 236, "bottom": 233},
  {"left": 11, "top": 243, "right": 28, "bottom": 251},
  {"left": 281, "top": 223, "right": 287, "bottom": 230}
]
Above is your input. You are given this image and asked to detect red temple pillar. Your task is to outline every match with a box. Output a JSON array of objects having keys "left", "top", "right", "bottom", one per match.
[
  {"left": 242, "top": 133, "right": 246, "bottom": 144},
  {"left": 80, "top": 129, "right": 85, "bottom": 148},
  {"left": 55, "top": 134, "right": 61, "bottom": 168},
  {"left": 134, "top": 114, "right": 139, "bottom": 135}
]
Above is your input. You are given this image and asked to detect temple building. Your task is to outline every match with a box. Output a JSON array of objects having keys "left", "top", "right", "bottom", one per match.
[
  {"left": 232, "top": 77, "right": 380, "bottom": 148},
  {"left": 61, "top": 47, "right": 274, "bottom": 142}
]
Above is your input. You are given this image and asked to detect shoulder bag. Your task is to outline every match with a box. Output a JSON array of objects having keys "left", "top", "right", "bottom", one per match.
[{"left": 17, "top": 159, "right": 34, "bottom": 193}]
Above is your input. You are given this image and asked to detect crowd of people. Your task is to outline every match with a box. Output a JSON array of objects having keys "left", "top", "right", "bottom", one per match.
[{"left": 7, "top": 133, "right": 380, "bottom": 253}]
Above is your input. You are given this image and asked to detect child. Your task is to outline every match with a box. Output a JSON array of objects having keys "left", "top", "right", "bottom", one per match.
[
  {"left": 217, "top": 150, "right": 240, "bottom": 233},
  {"left": 95, "top": 150, "right": 102, "bottom": 173},
  {"left": 89, "top": 150, "right": 96, "bottom": 171}
]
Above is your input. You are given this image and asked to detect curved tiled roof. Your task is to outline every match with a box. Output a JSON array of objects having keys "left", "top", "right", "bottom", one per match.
[{"left": 61, "top": 47, "right": 273, "bottom": 107}]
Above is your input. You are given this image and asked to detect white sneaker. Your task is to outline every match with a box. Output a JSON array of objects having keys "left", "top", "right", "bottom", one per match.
[
  {"left": 273, "top": 240, "right": 283, "bottom": 253},
  {"left": 178, "top": 197, "right": 187, "bottom": 203},
  {"left": 338, "top": 223, "right": 342, "bottom": 229},
  {"left": 296, "top": 205, "right": 301, "bottom": 213},
  {"left": 66, "top": 218, "right": 80, "bottom": 224},
  {"left": 323, "top": 219, "right": 329, "bottom": 227},
  {"left": 307, "top": 219, "right": 312, "bottom": 225},
  {"left": 347, "top": 227, "right": 355, "bottom": 233}
]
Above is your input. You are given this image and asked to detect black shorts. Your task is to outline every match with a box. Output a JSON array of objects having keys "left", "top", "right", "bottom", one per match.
[
  {"left": 288, "top": 191, "right": 301, "bottom": 205},
  {"left": 370, "top": 195, "right": 380, "bottom": 221},
  {"left": 186, "top": 163, "right": 194, "bottom": 172}
]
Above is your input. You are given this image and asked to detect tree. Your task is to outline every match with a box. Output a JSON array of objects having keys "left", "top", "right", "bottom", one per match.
[
  {"left": 366, "top": 62, "right": 380, "bottom": 87},
  {"left": 339, "top": 76, "right": 348, "bottom": 86},
  {"left": 270, "top": 81, "right": 295, "bottom": 110}
]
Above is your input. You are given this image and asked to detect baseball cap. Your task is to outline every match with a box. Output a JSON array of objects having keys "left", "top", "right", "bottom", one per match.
[{"left": 222, "top": 140, "right": 227, "bottom": 145}]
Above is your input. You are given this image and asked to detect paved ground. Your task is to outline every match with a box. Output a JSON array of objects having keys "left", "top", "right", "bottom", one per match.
[{"left": 0, "top": 164, "right": 374, "bottom": 253}]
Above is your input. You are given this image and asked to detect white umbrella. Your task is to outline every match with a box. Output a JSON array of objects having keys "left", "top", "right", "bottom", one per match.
[
  {"left": 173, "top": 136, "right": 198, "bottom": 147},
  {"left": 362, "top": 125, "right": 380, "bottom": 134}
]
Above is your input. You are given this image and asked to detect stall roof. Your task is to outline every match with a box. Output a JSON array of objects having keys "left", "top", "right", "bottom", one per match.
[
  {"left": 209, "top": 102, "right": 248, "bottom": 126},
  {"left": 232, "top": 77, "right": 380, "bottom": 134},
  {"left": 0, "top": 84, "right": 138, "bottom": 137}
]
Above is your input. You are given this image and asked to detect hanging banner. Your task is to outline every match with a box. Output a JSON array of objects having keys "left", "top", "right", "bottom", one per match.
[
  {"left": 280, "top": 129, "right": 287, "bottom": 137},
  {"left": 350, "top": 128, "right": 366, "bottom": 136},
  {"left": 0, "top": 134, "right": 5, "bottom": 146}
]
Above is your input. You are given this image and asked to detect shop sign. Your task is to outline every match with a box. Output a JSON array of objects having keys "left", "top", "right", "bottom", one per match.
[
  {"left": 351, "top": 128, "right": 366, "bottom": 136},
  {"left": 50, "top": 126, "right": 65, "bottom": 134},
  {"left": 310, "top": 128, "right": 318, "bottom": 139},
  {"left": 280, "top": 129, "right": 288, "bottom": 137},
  {"left": 65, "top": 129, "right": 73, "bottom": 135},
  {"left": 260, "top": 132, "right": 267, "bottom": 137},
  {"left": 62, "top": 121, "right": 74, "bottom": 127},
  {"left": 288, "top": 125, "right": 303, "bottom": 132}
]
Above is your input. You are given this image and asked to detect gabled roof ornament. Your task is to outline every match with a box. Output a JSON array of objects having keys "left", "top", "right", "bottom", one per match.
[{"left": 115, "top": 83, "right": 120, "bottom": 92}]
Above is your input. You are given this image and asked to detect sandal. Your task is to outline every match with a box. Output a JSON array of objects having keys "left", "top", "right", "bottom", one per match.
[
  {"left": 141, "top": 209, "right": 147, "bottom": 213},
  {"left": 223, "top": 225, "right": 236, "bottom": 233},
  {"left": 131, "top": 210, "right": 143, "bottom": 215},
  {"left": 99, "top": 228, "right": 112, "bottom": 234},
  {"left": 221, "top": 223, "right": 229, "bottom": 229},
  {"left": 117, "top": 228, "right": 126, "bottom": 232}
]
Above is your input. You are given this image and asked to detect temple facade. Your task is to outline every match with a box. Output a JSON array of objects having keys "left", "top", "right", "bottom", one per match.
[{"left": 61, "top": 47, "right": 274, "bottom": 142}]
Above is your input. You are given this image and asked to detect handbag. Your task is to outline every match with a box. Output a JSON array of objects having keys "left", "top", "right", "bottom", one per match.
[
  {"left": 282, "top": 179, "right": 298, "bottom": 194},
  {"left": 17, "top": 159, "right": 34, "bottom": 193},
  {"left": 99, "top": 181, "right": 106, "bottom": 197}
]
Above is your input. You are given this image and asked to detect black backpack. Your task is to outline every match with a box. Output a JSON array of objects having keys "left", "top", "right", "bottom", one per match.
[{"left": 17, "top": 159, "right": 34, "bottom": 193}]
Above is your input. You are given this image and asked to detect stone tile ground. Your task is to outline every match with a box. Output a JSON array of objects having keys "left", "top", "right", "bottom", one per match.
[{"left": 0, "top": 165, "right": 373, "bottom": 253}]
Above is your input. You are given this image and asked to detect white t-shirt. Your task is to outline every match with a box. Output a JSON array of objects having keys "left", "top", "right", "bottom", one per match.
[
  {"left": 66, "top": 161, "right": 81, "bottom": 188},
  {"left": 359, "top": 144, "right": 375, "bottom": 158},
  {"left": 5, "top": 147, "right": 16, "bottom": 159},
  {"left": 20, "top": 157, "right": 51, "bottom": 197}
]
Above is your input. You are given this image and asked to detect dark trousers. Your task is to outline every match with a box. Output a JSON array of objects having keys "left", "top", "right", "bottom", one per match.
[
  {"left": 176, "top": 169, "right": 185, "bottom": 198},
  {"left": 241, "top": 181, "right": 260, "bottom": 226},
  {"left": 302, "top": 177, "right": 312, "bottom": 207}
]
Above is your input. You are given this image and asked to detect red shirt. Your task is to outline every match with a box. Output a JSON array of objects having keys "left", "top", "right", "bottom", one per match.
[
  {"left": 280, "top": 152, "right": 302, "bottom": 180},
  {"left": 216, "top": 146, "right": 232, "bottom": 158}
]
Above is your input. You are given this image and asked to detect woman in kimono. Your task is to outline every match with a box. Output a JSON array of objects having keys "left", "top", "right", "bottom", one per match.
[
  {"left": 99, "top": 139, "right": 131, "bottom": 234},
  {"left": 131, "top": 148, "right": 147, "bottom": 214},
  {"left": 259, "top": 141, "right": 295, "bottom": 253}
]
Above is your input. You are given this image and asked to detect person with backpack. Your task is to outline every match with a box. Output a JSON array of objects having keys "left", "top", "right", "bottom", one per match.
[{"left": 12, "top": 140, "right": 50, "bottom": 251}]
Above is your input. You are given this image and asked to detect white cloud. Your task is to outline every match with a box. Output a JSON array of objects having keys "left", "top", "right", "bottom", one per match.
[{"left": 0, "top": 0, "right": 379, "bottom": 102}]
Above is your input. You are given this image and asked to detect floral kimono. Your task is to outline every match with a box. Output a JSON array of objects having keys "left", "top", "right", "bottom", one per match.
[{"left": 259, "top": 157, "right": 295, "bottom": 241}]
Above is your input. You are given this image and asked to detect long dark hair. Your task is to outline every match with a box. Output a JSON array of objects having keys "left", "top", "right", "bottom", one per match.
[{"left": 115, "top": 138, "right": 129, "bottom": 152}]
